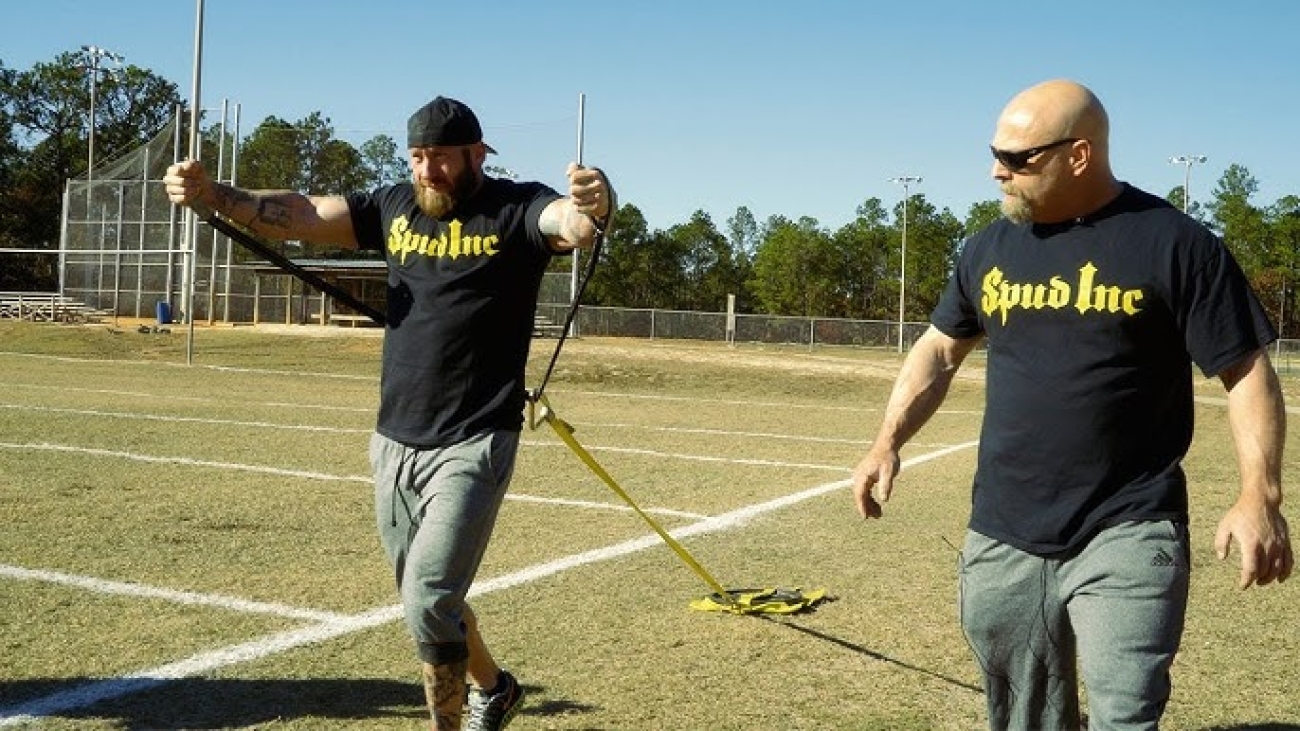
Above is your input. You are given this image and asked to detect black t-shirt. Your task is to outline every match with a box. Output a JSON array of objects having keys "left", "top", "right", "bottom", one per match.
[
  {"left": 932, "top": 184, "right": 1276, "bottom": 554},
  {"left": 346, "top": 178, "right": 561, "bottom": 447}
]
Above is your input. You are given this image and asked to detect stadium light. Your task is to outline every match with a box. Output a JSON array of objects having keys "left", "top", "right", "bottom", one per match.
[
  {"left": 78, "top": 45, "right": 125, "bottom": 188},
  {"left": 484, "top": 165, "right": 517, "bottom": 180},
  {"left": 889, "top": 175, "right": 923, "bottom": 353},
  {"left": 1168, "top": 155, "right": 1207, "bottom": 213}
]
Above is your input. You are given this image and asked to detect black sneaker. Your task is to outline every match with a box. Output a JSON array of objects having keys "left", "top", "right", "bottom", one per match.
[{"left": 465, "top": 670, "right": 525, "bottom": 731}]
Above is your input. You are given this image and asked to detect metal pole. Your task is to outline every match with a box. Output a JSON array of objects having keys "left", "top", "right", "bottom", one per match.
[
  {"left": 184, "top": 0, "right": 205, "bottom": 364},
  {"left": 569, "top": 92, "right": 585, "bottom": 337},
  {"left": 79, "top": 45, "right": 123, "bottom": 215},
  {"left": 1277, "top": 282, "right": 1285, "bottom": 360},
  {"left": 113, "top": 184, "right": 124, "bottom": 323},
  {"left": 207, "top": 98, "right": 228, "bottom": 324},
  {"left": 88, "top": 65, "right": 96, "bottom": 198},
  {"left": 167, "top": 104, "right": 182, "bottom": 307},
  {"left": 900, "top": 193, "right": 907, "bottom": 352},
  {"left": 137, "top": 143, "right": 149, "bottom": 318},
  {"left": 890, "top": 175, "right": 922, "bottom": 353},
  {"left": 223, "top": 103, "right": 241, "bottom": 322},
  {"left": 57, "top": 180, "right": 70, "bottom": 296}
]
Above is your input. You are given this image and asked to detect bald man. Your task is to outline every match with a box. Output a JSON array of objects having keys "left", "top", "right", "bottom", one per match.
[{"left": 851, "top": 79, "right": 1291, "bottom": 729}]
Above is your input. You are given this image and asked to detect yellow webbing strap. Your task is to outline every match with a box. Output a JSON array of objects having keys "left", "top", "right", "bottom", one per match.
[
  {"left": 528, "top": 394, "right": 736, "bottom": 605},
  {"left": 527, "top": 394, "right": 829, "bottom": 615}
]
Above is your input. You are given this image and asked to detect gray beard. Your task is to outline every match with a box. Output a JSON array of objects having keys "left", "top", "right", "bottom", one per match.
[{"left": 1000, "top": 196, "right": 1033, "bottom": 224}]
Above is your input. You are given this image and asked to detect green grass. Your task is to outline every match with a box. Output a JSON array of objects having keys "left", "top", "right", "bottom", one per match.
[{"left": 0, "top": 320, "right": 1296, "bottom": 730}]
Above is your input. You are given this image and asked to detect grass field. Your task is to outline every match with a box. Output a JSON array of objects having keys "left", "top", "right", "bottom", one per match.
[{"left": 1, "top": 320, "right": 1297, "bottom": 731}]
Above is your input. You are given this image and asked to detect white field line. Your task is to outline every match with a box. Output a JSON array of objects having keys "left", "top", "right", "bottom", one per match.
[
  {"left": 1193, "top": 394, "right": 1300, "bottom": 416},
  {"left": 573, "top": 421, "right": 867, "bottom": 444},
  {"left": 0, "top": 403, "right": 371, "bottom": 435},
  {"left": 0, "top": 604, "right": 407, "bottom": 727},
  {"left": 0, "top": 441, "right": 373, "bottom": 484},
  {"left": 520, "top": 440, "right": 848, "bottom": 472},
  {"left": 0, "top": 441, "right": 709, "bottom": 520},
  {"left": 0, "top": 401, "right": 854, "bottom": 472},
  {"left": 506, "top": 494, "right": 708, "bottom": 520},
  {"left": 0, "top": 351, "right": 376, "bottom": 382},
  {"left": 0, "top": 355, "right": 976, "bottom": 415},
  {"left": 7, "top": 383, "right": 374, "bottom": 413},
  {"left": 0, "top": 440, "right": 978, "bottom": 726},
  {"left": 5, "top": 352, "right": 1292, "bottom": 416},
  {"left": 0, "top": 566, "right": 348, "bottom": 622},
  {"left": 555, "top": 388, "right": 983, "bottom": 415},
  {"left": 6, "top": 385, "right": 960, "bottom": 449}
]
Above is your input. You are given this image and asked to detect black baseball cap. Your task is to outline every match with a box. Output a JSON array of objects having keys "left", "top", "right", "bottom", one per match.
[{"left": 406, "top": 96, "right": 497, "bottom": 153}]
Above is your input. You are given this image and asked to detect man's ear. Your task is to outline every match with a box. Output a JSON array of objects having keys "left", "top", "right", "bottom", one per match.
[{"left": 1070, "top": 139, "right": 1092, "bottom": 177}]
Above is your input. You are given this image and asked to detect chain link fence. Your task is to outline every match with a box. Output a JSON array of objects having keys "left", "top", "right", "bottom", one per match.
[
  {"left": 535, "top": 301, "right": 929, "bottom": 350},
  {"left": 21, "top": 124, "right": 1300, "bottom": 374}
]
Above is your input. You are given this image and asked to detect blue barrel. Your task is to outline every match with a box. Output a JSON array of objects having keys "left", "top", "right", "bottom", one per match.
[{"left": 156, "top": 301, "right": 173, "bottom": 325}]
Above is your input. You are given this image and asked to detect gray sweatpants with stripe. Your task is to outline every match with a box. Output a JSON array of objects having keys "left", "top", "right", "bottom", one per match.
[
  {"left": 959, "top": 520, "right": 1190, "bottom": 731},
  {"left": 370, "top": 429, "right": 520, "bottom": 665}
]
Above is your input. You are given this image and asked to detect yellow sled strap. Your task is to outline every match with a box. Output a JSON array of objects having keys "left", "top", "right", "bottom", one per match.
[
  {"left": 528, "top": 394, "right": 830, "bottom": 616},
  {"left": 530, "top": 394, "right": 735, "bottom": 604}
]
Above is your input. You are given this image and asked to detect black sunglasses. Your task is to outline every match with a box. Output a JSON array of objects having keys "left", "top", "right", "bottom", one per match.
[{"left": 990, "top": 138, "right": 1081, "bottom": 172}]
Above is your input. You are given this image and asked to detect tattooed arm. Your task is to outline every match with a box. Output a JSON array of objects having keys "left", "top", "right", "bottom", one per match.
[{"left": 163, "top": 159, "right": 358, "bottom": 249}]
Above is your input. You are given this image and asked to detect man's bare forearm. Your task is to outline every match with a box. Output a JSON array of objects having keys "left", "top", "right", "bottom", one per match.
[
  {"left": 875, "top": 355, "right": 957, "bottom": 451},
  {"left": 1223, "top": 349, "right": 1286, "bottom": 505},
  {"left": 873, "top": 327, "right": 977, "bottom": 451},
  {"left": 207, "top": 183, "right": 322, "bottom": 241}
]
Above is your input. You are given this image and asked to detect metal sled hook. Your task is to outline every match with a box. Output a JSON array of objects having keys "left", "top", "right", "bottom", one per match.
[{"left": 526, "top": 389, "right": 553, "bottom": 431}]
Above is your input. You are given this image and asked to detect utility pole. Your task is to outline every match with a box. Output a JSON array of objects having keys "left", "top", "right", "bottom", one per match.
[
  {"left": 78, "top": 45, "right": 125, "bottom": 191},
  {"left": 1168, "top": 155, "right": 1207, "bottom": 213},
  {"left": 889, "top": 175, "right": 923, "bottom": 353}
]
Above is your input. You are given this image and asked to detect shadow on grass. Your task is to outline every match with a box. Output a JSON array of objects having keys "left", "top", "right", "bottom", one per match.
[
  {"left": 759, "top": 615, "right": 985, "bottom": 695},
  {"left": 0, "top": 677, "right": 598, "bottom": 729}
]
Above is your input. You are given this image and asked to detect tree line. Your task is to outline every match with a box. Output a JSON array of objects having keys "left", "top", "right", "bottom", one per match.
[{"left": 3, "top": 51, "right": 1297, "bottom": 335}]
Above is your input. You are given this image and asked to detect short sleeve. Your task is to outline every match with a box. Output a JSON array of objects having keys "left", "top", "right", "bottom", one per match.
[
  {"left": 930, "top": 238, "right": 984, "bottom": 339},
  {"left": 345, "top": 190, "right": 385, "bottom": 252},
  {"left": 1180, "top": 235, "right": 1277, "bottom": 377}
]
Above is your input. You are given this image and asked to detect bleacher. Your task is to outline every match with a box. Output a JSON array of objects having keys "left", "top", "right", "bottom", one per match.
[
  {"left": 0, "top": 292, "right": 111, "bottom": 324},
  {"left": 533, "top": 314, "right": 566, "bottom": 338}
]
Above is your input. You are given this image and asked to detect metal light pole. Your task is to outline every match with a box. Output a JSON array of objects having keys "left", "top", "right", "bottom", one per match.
[
  {"left": 890, "top": 175, "right": 922, "bottom": 353},
  {"left": 1168, "top": 155, "right": 1207, "bottom": 213},
  {"left": 78, "top": 45, "right": 124, "bottom": 190}
]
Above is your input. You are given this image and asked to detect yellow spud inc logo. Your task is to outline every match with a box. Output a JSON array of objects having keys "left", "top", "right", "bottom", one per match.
[
  {"left": 387, "top": 215, "right": 500, "bottom": 264},
  {"left": 981, "top": 263, "right": 1144, "bottom": 325}
]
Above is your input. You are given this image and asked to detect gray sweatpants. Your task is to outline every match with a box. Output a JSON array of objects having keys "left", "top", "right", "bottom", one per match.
[
  {"left": 959, "top": 521, "right": 1190, "bottom": 731},
  {"left": 370, "top": 429, "right": 520, "bottom": 665}
]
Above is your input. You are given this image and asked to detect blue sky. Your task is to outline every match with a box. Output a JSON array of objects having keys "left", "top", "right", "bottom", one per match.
[{"left": 4, "top": 1, "right": 1298, "bottom": 233}]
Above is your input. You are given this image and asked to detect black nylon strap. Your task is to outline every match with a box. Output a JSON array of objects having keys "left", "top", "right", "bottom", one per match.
[
  {"left": 197, "top": 210, "right": 386, "bottom": 326},
  {"left": 529, "top": 176, "right": 616, "bottom": 403}
]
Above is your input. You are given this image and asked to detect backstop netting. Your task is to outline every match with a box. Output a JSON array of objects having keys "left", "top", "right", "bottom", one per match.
[
  {"left": 59, "top": 114, "right": 321, "bottom": 325},
  {"left": 61, "top": 115, "right": 186, "bottom": 320}
]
